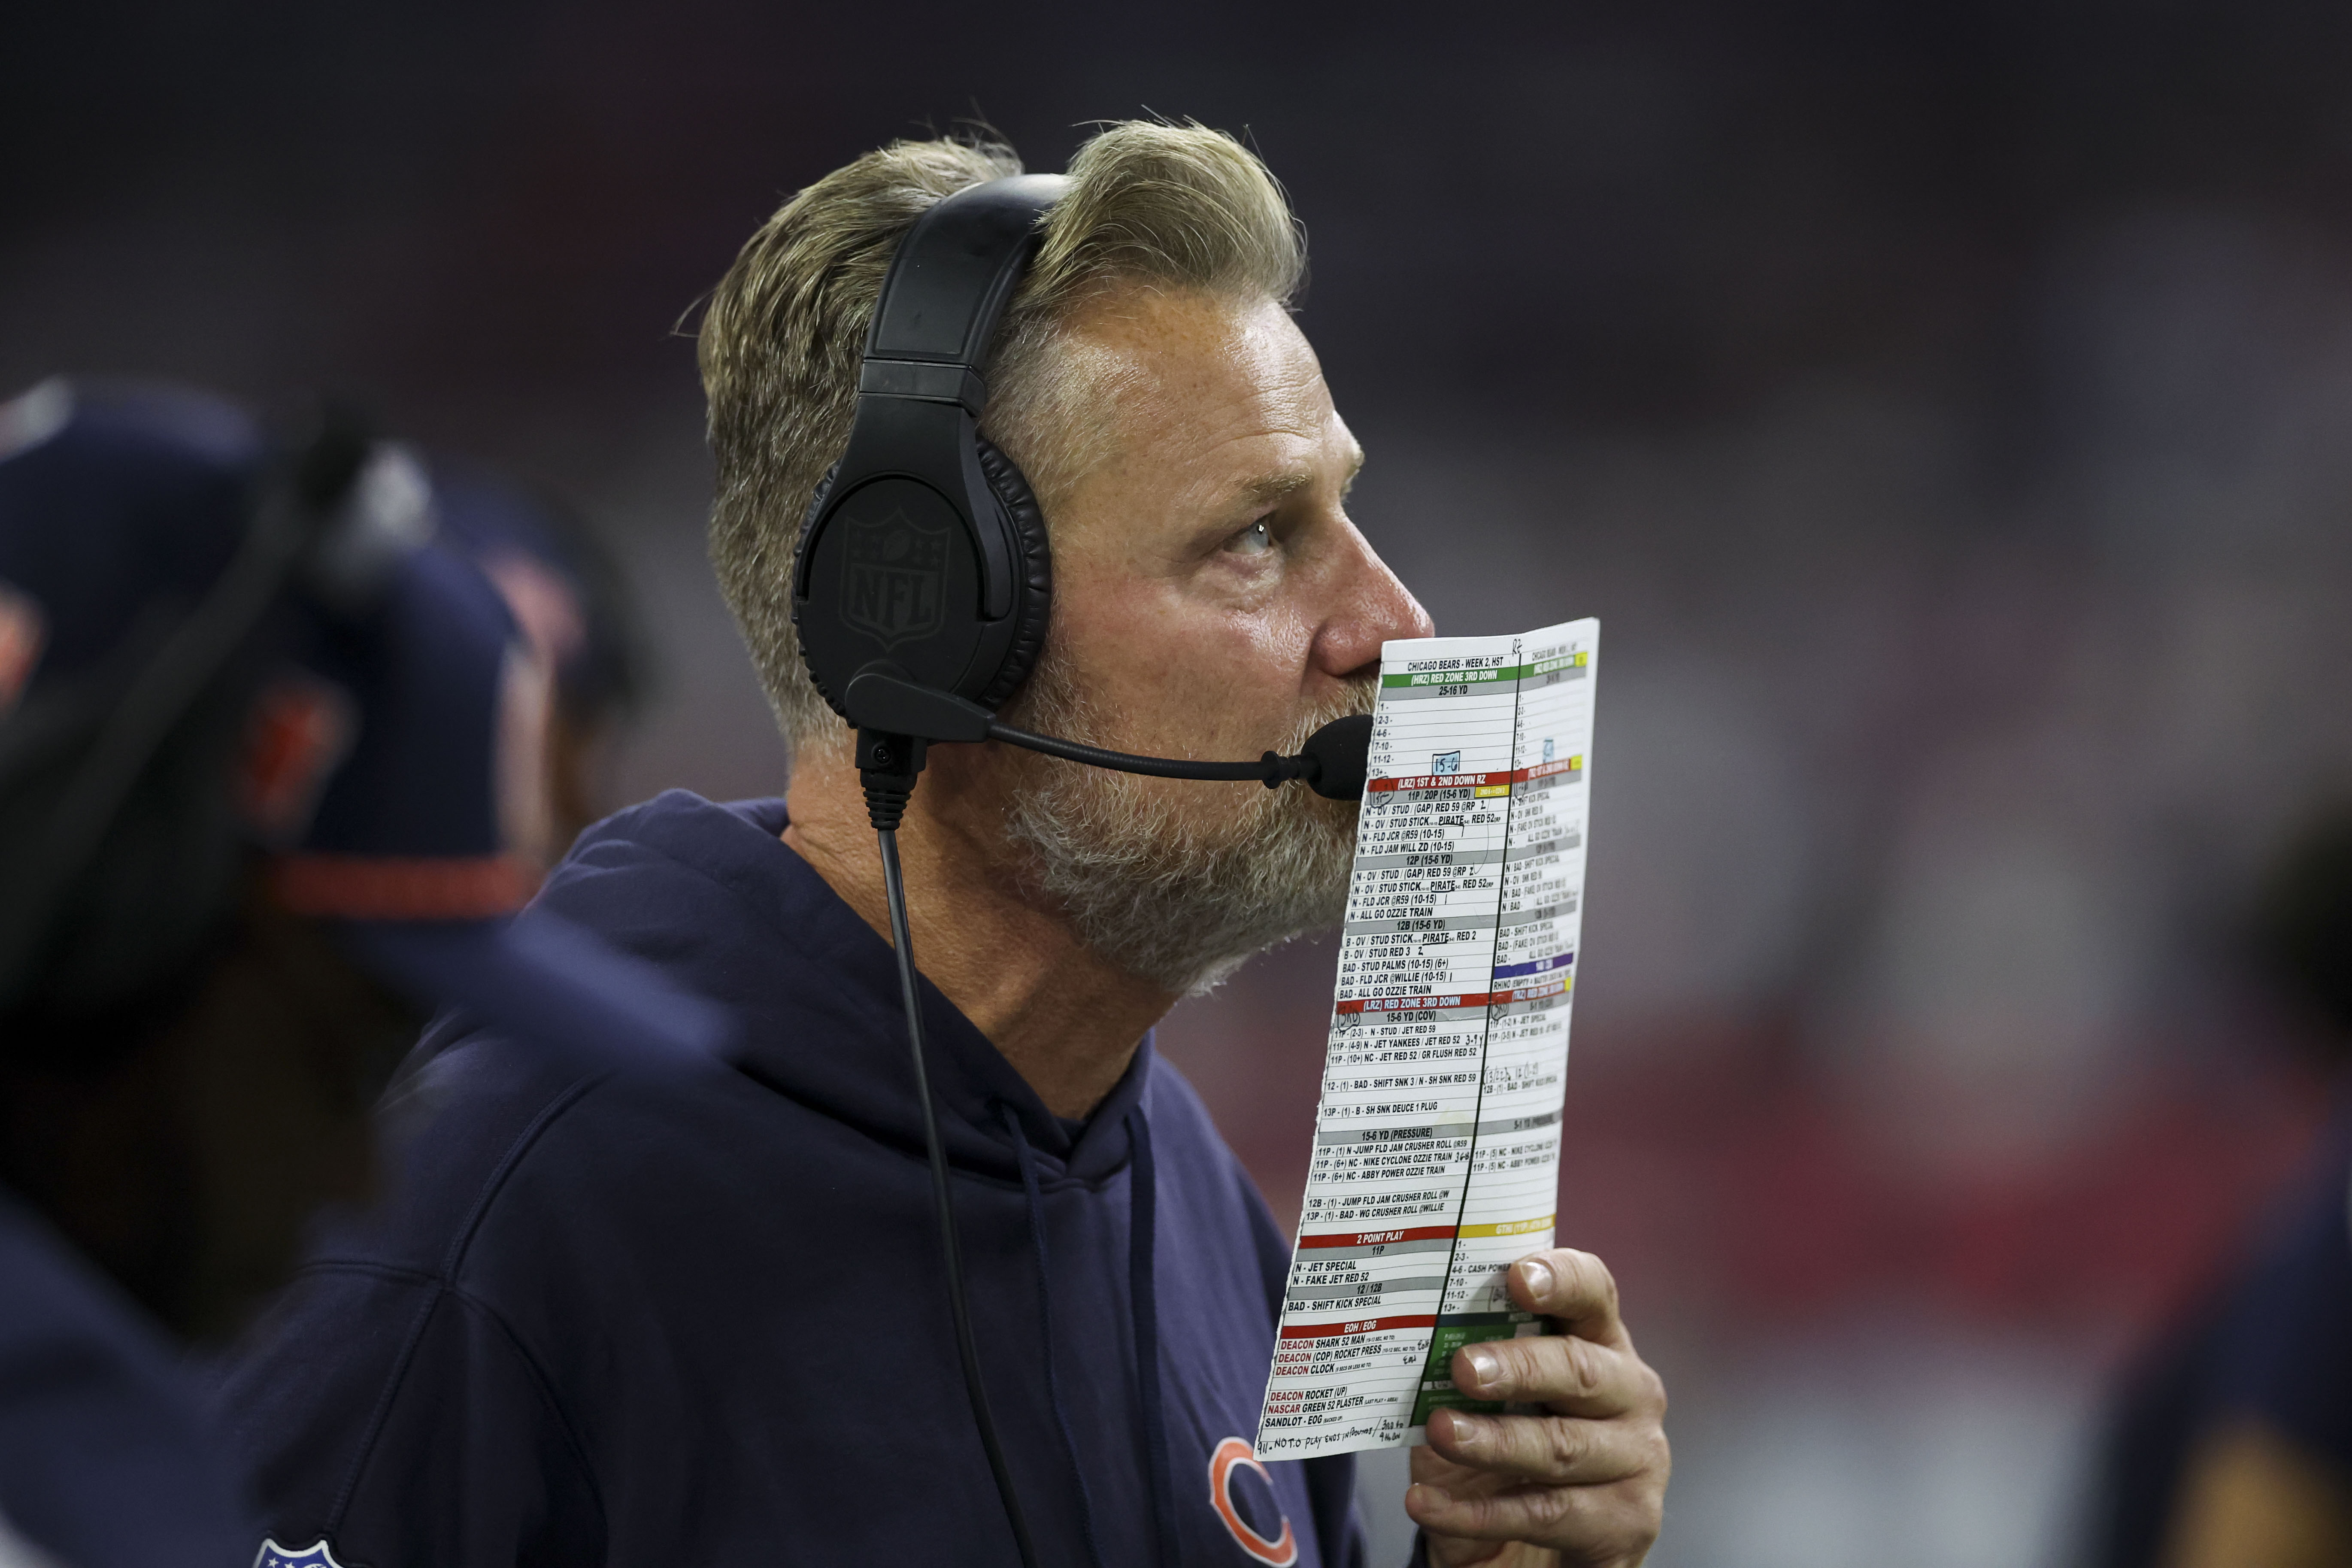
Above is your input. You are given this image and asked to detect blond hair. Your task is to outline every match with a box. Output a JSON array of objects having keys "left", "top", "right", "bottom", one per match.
[{"left": 698, "top": 121, "right": 1304, "bottom": 755}]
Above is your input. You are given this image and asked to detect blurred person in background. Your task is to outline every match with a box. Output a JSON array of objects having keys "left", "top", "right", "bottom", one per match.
[
  {"left": 2092, "top": 806, "right": 2352, "bottom": 1568},
  {"left": 0, "top": 379, "right": 720, "bottom": 1568},
  {"left": 215, "top": 123, "right": 1670, "bottom": 1568},
  {"left": 429, "top": 461, "right": 647, "bottom": 852}
]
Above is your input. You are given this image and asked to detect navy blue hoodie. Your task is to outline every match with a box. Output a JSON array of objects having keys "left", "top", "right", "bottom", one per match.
[
  {"left": 215, "top": 791, "right": 1368, "bottom": 1566},
  {"left": 0, "top": 1190, "right": 250, "bottom": 1568}
]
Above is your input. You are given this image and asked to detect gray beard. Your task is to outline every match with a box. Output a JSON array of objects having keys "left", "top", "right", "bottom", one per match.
[{"left": 999, "top": 661, "right": 1372, "bottom": 996}]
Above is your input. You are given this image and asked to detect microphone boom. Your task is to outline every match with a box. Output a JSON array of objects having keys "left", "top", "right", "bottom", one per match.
[{"left": 843, "top": 666, "right": 1372, "bottom": 800}]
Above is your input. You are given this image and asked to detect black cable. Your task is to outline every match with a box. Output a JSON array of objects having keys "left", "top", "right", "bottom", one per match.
[
  {"left": 877, "top": 822, "right": 1042, "bottom": 1568},
  {"left": 841, "top": 701, "right": 1373, "bottom": 1562},
  {"left": 985, "top": 719, "right": 1284, "bottom": 785}
]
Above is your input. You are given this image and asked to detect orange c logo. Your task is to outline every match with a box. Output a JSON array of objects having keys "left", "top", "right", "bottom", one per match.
[{"left": 1208, "top": 1437, "right": 1298, "bottom": 1566}]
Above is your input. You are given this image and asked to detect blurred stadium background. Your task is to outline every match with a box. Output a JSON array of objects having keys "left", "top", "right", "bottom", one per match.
[{"left": 10, "top": 3, "right": 2352, "bottom": 1561}]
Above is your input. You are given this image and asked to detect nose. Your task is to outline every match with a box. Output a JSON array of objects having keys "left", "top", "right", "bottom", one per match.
[{"left": 1311, "top": 519, "right": 1435, "bottom": 681}]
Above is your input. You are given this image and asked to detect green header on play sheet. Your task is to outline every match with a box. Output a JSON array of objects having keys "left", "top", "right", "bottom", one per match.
[
  {"left": 1380, "top": 649, "right": 1589, "bottom": 688},
  {"left": 1382, "top": 664, "right": 1522, "bottom": 688}
]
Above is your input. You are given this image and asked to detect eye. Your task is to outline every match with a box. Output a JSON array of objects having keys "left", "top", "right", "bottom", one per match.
[{"left": 1226, "top": 518, "right": 1276, "bottom": 557}]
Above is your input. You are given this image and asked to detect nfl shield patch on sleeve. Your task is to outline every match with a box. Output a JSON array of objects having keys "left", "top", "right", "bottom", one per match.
[{"left": 255, "top": 1541, "right": 355, "bottom": 1568}]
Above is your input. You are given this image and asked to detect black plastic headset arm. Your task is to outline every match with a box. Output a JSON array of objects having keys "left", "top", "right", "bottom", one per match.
[{"left": 843, "top": 667, "right": 1373, "bottom": 799}]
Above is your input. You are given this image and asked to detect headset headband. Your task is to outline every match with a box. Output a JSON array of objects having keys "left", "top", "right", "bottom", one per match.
[
  {"left": 859, "top": 174, "right": 1069, "bottom": 415},
  {"left": 791, "top": 176, "right": 1065, "bottom": 721}
]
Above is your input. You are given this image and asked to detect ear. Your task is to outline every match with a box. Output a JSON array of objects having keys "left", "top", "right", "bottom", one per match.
[{"left": 236, "top": 676, "right": 356, "bottom": 846}]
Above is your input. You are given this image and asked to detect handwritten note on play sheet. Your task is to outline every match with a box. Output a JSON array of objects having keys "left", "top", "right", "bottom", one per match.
[{"left": 1255, "top": 619, "right": 1597, "bottom": 1460}]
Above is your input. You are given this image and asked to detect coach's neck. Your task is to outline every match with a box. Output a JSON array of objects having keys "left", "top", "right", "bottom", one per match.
[{"left": 781, "top": 740, "right": 1173, "bottom": 1121}]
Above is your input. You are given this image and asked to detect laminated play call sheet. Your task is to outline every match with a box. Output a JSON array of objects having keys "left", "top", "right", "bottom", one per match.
[{"left": 1255, "top": 619, "right": 1598, "bottom": 1459}]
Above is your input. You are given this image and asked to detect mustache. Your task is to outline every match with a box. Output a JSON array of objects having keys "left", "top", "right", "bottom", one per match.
[
  {"left": 1006, "top": 653, "right": 1379, "bottom": 761},
  {"left": 1273, "top": 673, "right": 1379, "bottom": 750}
]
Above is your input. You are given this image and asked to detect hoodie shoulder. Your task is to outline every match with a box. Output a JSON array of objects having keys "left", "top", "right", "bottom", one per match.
[
  {"left": 304, "top": 1034, "right": 620, "bottom": 1280},
  {"left": 568, "top": 789, "right": 787, "bottom": 856},
  {"left": 1139, "top": 1050, "right": 1263, "bottom": 1192},
  {"left": 550, "top": 791, "right": 788, "bottom": 906},
  {"left": 530, "top": 791, "right": 806, "bottom": 979},
  {"left": 1140, "top": 1052, "right": 1296, "bottom": 1307},
  {"left": 1137, "top": 1051, "right": 1227, "bottom": 1156},
  {"left": 0, "top": 1200, "right": 252, "bottom": 1567}
]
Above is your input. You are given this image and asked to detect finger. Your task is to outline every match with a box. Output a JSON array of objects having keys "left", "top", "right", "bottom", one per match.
[
  {"left": 1409, "top": 1433, "right": 1527, "bottom": 1505},
  {"left": 1405, "top": 1472, "right": 1665, "bottom": 1557},
  {"left": 1450, "top": 1330, "right": 1661, "bottom": 1417},
  {"left": 1425, "top": 1406, "right": 1655, "bottom": 1486},
  {"left": 1508, "top": 1248, "right": 1630, "bottom": 1346}
]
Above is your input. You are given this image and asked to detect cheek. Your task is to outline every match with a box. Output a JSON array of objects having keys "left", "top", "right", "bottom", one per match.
[
  {"left": 1180, "top": 621, "right": 1302, "bottom": 723},
  {"left": 1054, "top": 566, "right": 1312, "bottom": 723}
]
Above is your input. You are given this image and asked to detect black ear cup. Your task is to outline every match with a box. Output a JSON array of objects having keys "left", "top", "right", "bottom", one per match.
[
  {"left": 792, "top": 443, "right": 1053, "bottom": 722},
  {"left": 799, "top": 462, "right": 841, "bottom": 539},
  {"left": 789, "top": 175, "right": 1070, "bottom": 733},
  {"left": 793, "top": 461, "right": 842, "bottom": 711},
  {"left": 971, "top": 437, "right": 1052, "bottom": 710}
]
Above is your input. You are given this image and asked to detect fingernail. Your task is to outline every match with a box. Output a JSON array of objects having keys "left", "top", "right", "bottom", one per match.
[
  {"left": 1519, "top": 1256, "right": 1557, "bottom": 1300},
  {"left": 1463, "top": 1344, "right": 1501, "bottom": 1388},
  {"left": 1446, "top": 1412, "right": 1488, "bottom": 1450},
  {"left": 1406, "top": 1482, "right": 1453, "bottom": 1513}
]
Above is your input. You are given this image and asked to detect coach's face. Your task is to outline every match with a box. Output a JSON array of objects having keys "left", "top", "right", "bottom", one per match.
[{"left": 1032, "top": 288, "right": 1431, "bottom": 773}]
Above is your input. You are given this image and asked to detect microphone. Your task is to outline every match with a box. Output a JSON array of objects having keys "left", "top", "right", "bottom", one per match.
[{"left": 843, "top": 667, "right": 1373, "bottom": 801}]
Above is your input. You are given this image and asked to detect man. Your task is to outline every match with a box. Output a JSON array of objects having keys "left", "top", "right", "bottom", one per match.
[
  {"left": 430, "top": 458, "right": 646, "bottom": 851},
  {"left": 221, "top": 123, "right": 1670, "bottom": 1565},
  {"left": 0, "top": 379, "right": 720, "bottom": 1567},
  {"left": 2092, "top": 807, "right": 2352, "bottom": 1568}
]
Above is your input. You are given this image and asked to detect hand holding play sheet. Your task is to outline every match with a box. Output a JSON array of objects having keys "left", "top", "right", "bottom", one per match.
[{"left": 1409, "top": 1250, "right": 1668, "bottom": 1567}]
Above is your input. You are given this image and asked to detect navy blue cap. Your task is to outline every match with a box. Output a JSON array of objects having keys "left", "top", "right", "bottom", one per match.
[
  {"left": 430, "top": 461, "right": 642, "bottom": 728},
  {"left": 0, "top": 379, "right": 257, "bottom": 701},
  {"left": 0, "top": 380, "right": 273, "bottom": 1017},
  {"left": 0, "top": 378, "right": 727, "bottom": 1066}
]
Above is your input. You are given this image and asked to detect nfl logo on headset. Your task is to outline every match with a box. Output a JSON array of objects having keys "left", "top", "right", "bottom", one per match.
[
  {"left": 840, "top": 506, "right": 949, "bottom": 649},
  {"left": 255, "top": 1540, "right": 353, "bottom": 1568}
]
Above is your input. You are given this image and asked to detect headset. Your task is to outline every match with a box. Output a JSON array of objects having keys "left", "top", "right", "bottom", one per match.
[{"left": 791, "top": 176, "right": 1374, "bottom": 1567}]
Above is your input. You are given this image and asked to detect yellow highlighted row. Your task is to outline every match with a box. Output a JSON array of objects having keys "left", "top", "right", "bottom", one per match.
[{"left": 1458, "top": 1213, "right": 1555, "bottom": 1239}]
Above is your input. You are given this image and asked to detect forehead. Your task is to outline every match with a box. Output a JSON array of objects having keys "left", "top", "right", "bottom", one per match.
[{"left": 1058, "top": 288, "right": 1337, "bottom": 470}]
